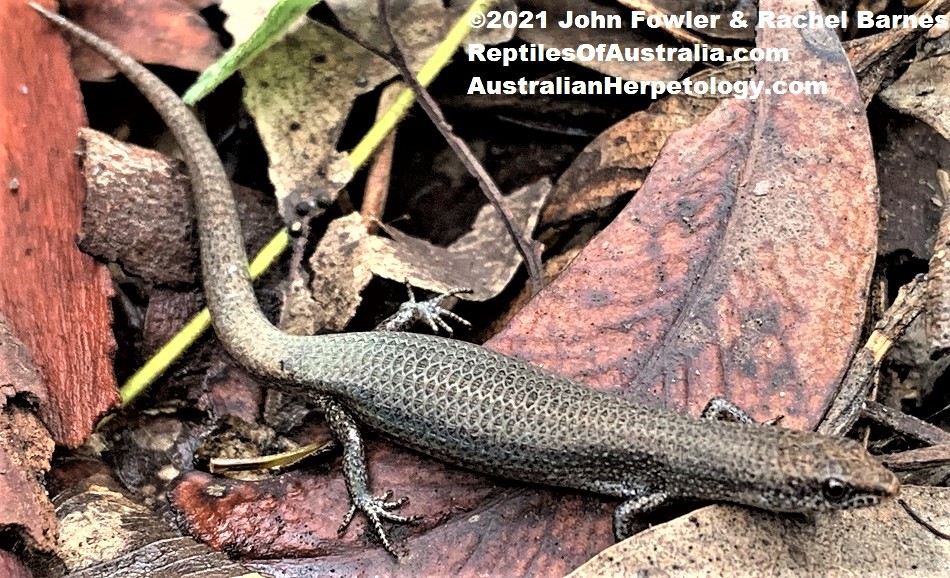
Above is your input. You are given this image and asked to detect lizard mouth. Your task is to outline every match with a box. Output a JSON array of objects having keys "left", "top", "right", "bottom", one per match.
[{"left": 842, "top": 495, "right": 880, "bottom": 509}]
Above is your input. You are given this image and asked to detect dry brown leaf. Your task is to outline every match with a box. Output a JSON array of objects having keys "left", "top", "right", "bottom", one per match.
[
  {"left": 280, "top": 213, "right": 373, "bottom": 335},
  {"left": 566, "top": 486, "right": 950, "bottom": 577},
  {"left": 543, "top": 63, "right": 753, "bottom": 225},
  {"left": 880, "top": 53, "right": 950, "bottom": 141},
  {"left": 243, "top": 1, "right": 500, "bottom": 218},
  {"left": 58, "top": 0, "right": 220, "bottom": 80},
  {"left": 490, "top": 0, "right": 877, "bottom": 429},
  {"left": 55, "top": 474, "right": 254, "bottom": 577},
  {"left": 279, "top": 179, "right": 549, "bottom": 334},
  {"left": 520, "top": 0, "right": 692, "bottom": 81},
  {"left": 877, "top": 118, "right": 949, "bottom": 259},
  {"left": 365, "top": 179, "right": 552, "bottom": 300},
  {"left": 242, "top": 21, "right": 378, "bottom": 216}
]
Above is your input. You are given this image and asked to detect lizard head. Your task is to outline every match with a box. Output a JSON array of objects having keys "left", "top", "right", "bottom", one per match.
[{"left": 742, "top": 431, "right": 900, "bottom": 513}]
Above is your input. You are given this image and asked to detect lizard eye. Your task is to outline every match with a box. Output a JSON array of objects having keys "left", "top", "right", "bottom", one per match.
[{"left": 822, "top": 477, "right": 848, "bottom": 503}]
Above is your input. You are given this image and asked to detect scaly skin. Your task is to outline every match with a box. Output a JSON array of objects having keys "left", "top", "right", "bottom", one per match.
[{"left": 33, "top": 4, "right": 899, "bottom": 555}]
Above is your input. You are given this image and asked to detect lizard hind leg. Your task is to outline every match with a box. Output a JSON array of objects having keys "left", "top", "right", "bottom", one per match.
[
  {"left": 377, "top": 282, "right": 473, "bottom": 335},
  {"left": 317, "top": 395, "right": 419, "bottom": 556}
]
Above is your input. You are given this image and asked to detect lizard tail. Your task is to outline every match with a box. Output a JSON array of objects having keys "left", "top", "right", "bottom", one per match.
[{"left": 31, "top": 3, "right": 293, "bottom": 378}]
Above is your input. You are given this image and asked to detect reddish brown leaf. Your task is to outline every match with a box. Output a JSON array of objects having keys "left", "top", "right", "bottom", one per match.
[
  {"left": 0, "top": 551, "right": 34, "bottom": 578},
  {"left": 61, "top": 0, "right": 220, "bottom": 80},
  {"left": 171, "top": 467, "right": 611, "bottom": 574},
  {"left": 170, "top": 445, "right": 524, "bottom": 557},
  {"left": 1, "top": 1, "right": 117, "bottom": 447},
  {"left": 491, "top": 0, "right": 877, "bottom": 429},
  {"left": 542, "top": 83, "right": 726, "bottom": 226}
]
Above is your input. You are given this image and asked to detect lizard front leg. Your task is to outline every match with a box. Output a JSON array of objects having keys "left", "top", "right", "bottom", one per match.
[{"left": 702, "top": 397, "right": 783, "bottom": 425}]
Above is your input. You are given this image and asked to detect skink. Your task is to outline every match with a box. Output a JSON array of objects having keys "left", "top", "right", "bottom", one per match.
[{"left": 32, "top": 4, "right": 899, "bottom": 556}]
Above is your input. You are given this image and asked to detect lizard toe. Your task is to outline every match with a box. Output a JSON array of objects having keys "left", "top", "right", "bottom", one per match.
[{"left": 339, "top": 490, "right": 418, "bottom": 556}]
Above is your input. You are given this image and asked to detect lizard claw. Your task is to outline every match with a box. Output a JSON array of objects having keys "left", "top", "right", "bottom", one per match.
[
  {"left": 378, "top": 281, "right": 474, "bottom": 335},
  {"left": 338, "top": 490, "right": 419, "bottom": 556},
  {"left": 412, "top": 290, "right": 473, "bottom": 336}
]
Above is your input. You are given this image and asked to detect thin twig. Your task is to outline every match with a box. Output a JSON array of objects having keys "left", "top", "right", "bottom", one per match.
[
  {"left": 818, "top": 275, "right": 927, "bottom": 435},
  {"left": 861, "top": 400, "right": 950, "bottom": 446},
  {"left": 377, "top": 0, "right": 544, "bottom": 293},
  {"left": 362, "top": 82, "right": 403, "bottom": 234},
  {"left": 899, "top": 499, "right": 950, "bottom": 541}
]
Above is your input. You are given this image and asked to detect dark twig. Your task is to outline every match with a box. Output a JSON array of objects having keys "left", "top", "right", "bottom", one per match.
[
  {"left": 376, "top": 0, "right": 544, "bottom": 293},
  {"left": 861, "top": 400, "right": 950, "bottom": 446},
  {"left": 899, "top": 499, "right": 950, "bottom": 541},
  {"left": 926, "top": 170, "right": 950, "bottom": 356},
  {"left": 818, "top": 275, "right": 926, "bottom": 435},
  {"left": 881, "top": 444, "right": 950, "bottom": 471}
]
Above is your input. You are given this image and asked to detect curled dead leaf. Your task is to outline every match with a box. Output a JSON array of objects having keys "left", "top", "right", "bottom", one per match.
[{"left": 491, "top": 0, "right": 878, "bottom": 430}]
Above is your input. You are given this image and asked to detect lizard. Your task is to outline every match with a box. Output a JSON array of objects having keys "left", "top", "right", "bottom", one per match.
[{"left": 31, "top": 3, "right": 900, "bottom": 556}]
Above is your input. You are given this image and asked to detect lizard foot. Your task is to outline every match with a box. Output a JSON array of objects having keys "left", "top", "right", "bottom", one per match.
[
  {"left": 378, "top": 281, "right": 473, "bottom": 335},
  {"left": 338, "top": 490, "right": 419, "bottom": 556}
]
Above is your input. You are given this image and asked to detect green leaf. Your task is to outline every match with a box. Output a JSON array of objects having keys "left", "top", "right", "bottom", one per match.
[{"left": 183, "top": 0, "right": 323, "bottom": 104}]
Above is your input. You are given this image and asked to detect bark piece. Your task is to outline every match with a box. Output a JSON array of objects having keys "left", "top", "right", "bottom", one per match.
[
  {"left": 0, "top": 410, "right": 56, "bottom": 555},
  {"left": 78, "top": 129, "right": 282, "bottom": 287},
  {"left": 0, "top": 316, "right": 56, "bottom": 554},
  {"left": 1, "top": 0, "right": 117, "bottom": 447}
]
